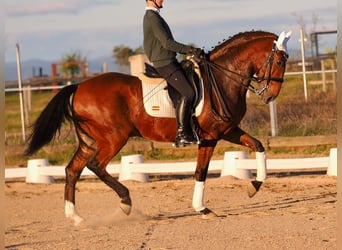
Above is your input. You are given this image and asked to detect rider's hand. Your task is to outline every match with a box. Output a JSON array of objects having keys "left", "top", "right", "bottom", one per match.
[{"left": 190, "top": 47, "right": 206, "bottom": 61}]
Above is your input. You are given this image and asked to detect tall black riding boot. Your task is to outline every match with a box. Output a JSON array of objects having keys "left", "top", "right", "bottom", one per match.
[{"left": 174, "top": 97, "right": 197, "bottom": 147}]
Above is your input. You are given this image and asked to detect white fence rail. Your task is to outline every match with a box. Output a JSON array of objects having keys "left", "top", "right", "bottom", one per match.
[
  {"left": 4, "top": 69, "right": 338, "bottom": 93},
  {"left": 5, "top": 149, "right": 337, "bottom": 183}
]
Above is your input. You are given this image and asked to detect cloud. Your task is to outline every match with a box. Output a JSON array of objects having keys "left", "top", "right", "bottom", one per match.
[
  {"left": 4, "top": 0, "right": 336, "bottom": 63},
  {"left": 5, "top": 24, "right": 143, "bottom": 62},
  {"left": 6, "top": 0, "right": 115, "bottom": 17}
]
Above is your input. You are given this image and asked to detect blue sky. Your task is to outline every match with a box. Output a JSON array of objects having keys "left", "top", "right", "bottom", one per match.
[{"left": 5, "top": 0, "right": 337, "bottom": 63}]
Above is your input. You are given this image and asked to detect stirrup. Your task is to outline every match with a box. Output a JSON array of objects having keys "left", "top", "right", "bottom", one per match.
[
  {"left": 172, "top": 130, "right": 201, "bottom": 147},
  {"left": 173, "top": 138, "right": 196, "bottom": 147},
  {"left": 192, "top": 129, "right": 202, "bottom": 145}
]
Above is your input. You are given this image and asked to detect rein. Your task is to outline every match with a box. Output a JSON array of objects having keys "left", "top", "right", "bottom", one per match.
[
  {"left": 202, "top": 60, "right": 232, "bottom": 122},
  {"left": 204, "top": 43, "right": 286, "bottom": 96},
  {"left": 200, "top": 43, "right": 287, "bottom": 121}
]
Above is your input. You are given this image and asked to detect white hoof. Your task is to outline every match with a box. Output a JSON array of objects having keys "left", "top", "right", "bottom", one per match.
[
  {"left": 120, "top": 202, "right": 132, "bottom": 215},
  {"left": 71, "top": 214, "right": 84, "bottom": 226},
  {"left": 65, "top": 200, "right": 85, "bottom": 226}
]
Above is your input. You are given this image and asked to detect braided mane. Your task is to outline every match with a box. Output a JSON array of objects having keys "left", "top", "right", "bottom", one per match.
[{"left": 209, "top": 30, "right": 277, "bottom": 60}]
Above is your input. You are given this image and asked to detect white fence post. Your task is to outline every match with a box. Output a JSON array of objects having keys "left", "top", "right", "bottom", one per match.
[
  {"left": 269, "top": 101, "right": 278, "bottom": 136},
  {"left": 327, "top": 148, "right": 337, "bottom": 176},
  {"left": 119, "top": 154, "right": 149, "bottom": 182},
  {"left": 26, "top": 159, "right": 54, "bottom": 184},
  {"left": 221, "top": 151, "right": 252, "bottom": 179},
  {"left": 299, "top": 27, "right": 308, "bottom": 102}
]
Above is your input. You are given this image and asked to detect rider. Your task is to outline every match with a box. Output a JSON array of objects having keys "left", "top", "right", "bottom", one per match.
[{"left": 143, "top": 0, "right": 205, "bottom": 147}]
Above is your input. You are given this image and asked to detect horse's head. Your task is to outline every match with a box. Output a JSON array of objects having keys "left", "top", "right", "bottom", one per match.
[{"left": 251, "top": 31, "right": 292, "bottom": 104}]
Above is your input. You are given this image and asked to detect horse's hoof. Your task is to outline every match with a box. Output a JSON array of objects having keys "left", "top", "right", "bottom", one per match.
[
  {"left": 66, "top": 214, "right": 84, "bottom": 226},
  {"left": 247, "top": 180, "right": 263, "bottom": 198},
  {"left": 120, "top": 202, "right": 132, "bottom": 215},
  {"left": 199, "top": 208, "right": 217, "bottom": 219},
  {"left": 120, "top": 197, "right": 132, "bottom": 215},
  {"left": 73, "top": 216, "right": 84, "bottom": 226}
]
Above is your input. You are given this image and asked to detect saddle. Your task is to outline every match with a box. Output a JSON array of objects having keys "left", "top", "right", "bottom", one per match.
[{"left": 144, "top": 60, "right": 202, "bottom": 108}]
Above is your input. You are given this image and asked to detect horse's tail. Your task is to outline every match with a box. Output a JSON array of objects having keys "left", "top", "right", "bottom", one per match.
[{"left": 25, "top": 84, "right": 78, "bottom": 156}]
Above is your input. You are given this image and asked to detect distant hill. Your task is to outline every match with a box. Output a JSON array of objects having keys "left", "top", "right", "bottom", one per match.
[{"left": 5, "top": 56, "right": 119, "bottom": 81}]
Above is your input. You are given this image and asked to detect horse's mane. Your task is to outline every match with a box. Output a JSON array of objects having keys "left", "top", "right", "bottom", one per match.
[{"left": 209, "top": 30, "right": 277, "bottom": 60}]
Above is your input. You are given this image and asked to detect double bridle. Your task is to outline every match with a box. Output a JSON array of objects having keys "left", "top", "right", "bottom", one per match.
[
  {"left": 202, "top": 43, "right": 288, "bottom": 97},
  {"left": 200, "top": 42, "right": 288, "bottom": 122}
]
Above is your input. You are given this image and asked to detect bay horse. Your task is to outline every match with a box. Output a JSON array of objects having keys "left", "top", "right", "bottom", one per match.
[{"left": 25, "top": 30, "right": 291, "bottom": 225}]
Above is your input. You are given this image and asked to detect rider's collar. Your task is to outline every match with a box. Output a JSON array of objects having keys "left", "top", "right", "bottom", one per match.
[{"left": 145, "top": 6, "right": 160, "bottom": 13}]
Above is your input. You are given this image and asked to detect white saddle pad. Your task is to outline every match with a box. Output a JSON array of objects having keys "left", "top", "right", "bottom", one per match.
[{"left": 138, "top": 73, "right": 204, "bottom": 118}]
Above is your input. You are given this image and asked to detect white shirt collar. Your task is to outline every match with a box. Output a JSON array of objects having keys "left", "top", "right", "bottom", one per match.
[{"left": 145, "top": 6, "right": 160, "bottom": 13}]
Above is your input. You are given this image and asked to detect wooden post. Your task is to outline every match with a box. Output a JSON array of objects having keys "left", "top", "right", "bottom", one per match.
[
  {"left": 15, "top": 44, "right": 26, "bottom": 141},
  {"left": 51, "top": 63, "right": 58, "bottom": 93},
  {"left": 299, "top": 28, "right": 308, "bottom": 102},
  {"left": 321, "top": 59, "right": 326, "bottom": 92},
  {"left": 331, "top": 59, "right": 337, "bottom": 93},
  {"left": 102, "top": 62, "right": 108, "bottom": 73}
]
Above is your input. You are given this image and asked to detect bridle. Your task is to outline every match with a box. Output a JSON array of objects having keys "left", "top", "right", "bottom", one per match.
[
  {"left": 199, "top": 42, "right": 288, "bottom": 122},
  {"left": 202, "top": 43, "right": 288, "bottom": 97},
  {"left": 249, "top": 43, "right": 288, "bottom": 95}
]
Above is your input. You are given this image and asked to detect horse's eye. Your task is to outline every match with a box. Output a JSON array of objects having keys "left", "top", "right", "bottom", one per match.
[{"left": 276, "top": 60, "right": 283, "bottom": 67}]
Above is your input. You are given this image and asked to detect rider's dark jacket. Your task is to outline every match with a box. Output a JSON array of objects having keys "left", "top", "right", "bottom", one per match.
[{"left": 143, "top": 8, "right": 192, "bottom": 68}]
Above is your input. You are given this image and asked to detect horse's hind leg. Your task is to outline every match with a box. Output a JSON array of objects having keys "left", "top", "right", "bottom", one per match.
[
  {"left": 64, "top": 142, "right": 131, "bottom": 225},
  {"left": 87, "top": 155, "right": 132, "bottom": 215},
  {"left": 84, "top": 134, "right": 132, "bottom": 215},
  {"left": 223, "top": 127, "right": 266, "bottom": 197},
  {"left": 64, "top": 147, "right": 90, "bottom": 225}
]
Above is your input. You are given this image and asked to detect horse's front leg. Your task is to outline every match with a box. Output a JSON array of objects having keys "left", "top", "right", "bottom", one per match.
[
  {"left": 193, "top": 139, "right": 218, "bottom": 218},
  {"left": 223, "top": 127, "right": 266, "bottom": 198}
]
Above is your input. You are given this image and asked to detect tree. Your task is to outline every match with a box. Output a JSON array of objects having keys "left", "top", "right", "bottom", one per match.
[
  {"left": 60, "top": 50, "right": 86, "bottom": 77},
  {"left": 113, "top": 45, "right": 143, "bottom": 73}
]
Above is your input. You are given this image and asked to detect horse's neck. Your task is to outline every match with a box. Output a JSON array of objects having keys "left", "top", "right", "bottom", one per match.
[
  {"left": 198, "top": 34, "right": 275, "bottom": 125},
  {"left": 203, "top": 55, "right": 250, "bottom": 97},
  {"left": 199, "top": 62, "right": 247, "bottom": 123},
  {"left": 199, "top": 38, "right": 273, "bottom": 119},
  {"left": 207, "top": 38, "right": 274, "bottom": 97}
]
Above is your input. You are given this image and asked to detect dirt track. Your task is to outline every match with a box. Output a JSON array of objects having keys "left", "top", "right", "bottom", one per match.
[{"left": 5, "top": 173, "right": 336, "bottom": 250}]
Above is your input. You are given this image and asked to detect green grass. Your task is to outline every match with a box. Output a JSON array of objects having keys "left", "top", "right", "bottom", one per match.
[{"left": 241, "top": 74, "right": 336, "bottom": 137}]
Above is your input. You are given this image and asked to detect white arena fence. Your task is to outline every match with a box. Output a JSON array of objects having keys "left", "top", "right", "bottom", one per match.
[
  {"left": 4, "top": 69, "right": 337, "bottom": 93},
  {"left": 5, "top": 149, "right": 337, "bottom": 184}
]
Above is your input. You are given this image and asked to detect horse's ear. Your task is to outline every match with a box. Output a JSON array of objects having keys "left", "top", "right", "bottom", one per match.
[{"left": 275, "top": 30, "right": 292, "bottom": 53}]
